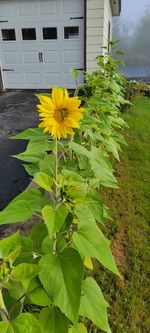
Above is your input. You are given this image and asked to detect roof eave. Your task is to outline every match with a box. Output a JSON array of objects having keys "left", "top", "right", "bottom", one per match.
[{"left": 110, "top": 0, "right": 121, "bottom": 16}]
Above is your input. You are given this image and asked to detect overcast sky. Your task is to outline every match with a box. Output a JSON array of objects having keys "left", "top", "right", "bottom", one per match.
[{"left": 121, "top": 0, "right": 150, "bottom": 24}]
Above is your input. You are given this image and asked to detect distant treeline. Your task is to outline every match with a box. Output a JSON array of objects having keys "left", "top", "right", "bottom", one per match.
[{"left": 112, "top": 7, "right": 150, "bottom": 66}]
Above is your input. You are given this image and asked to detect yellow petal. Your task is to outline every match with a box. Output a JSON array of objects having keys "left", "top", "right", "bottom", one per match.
[
  {"left": 39, "top": 95, "right": 54, "bottom": 107},
  {"left": 52, "top": 87, "right": 64, "bottom": 108}
]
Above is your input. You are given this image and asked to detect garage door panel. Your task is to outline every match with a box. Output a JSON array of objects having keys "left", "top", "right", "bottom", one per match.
[
  {"left": 0, "top": 0, "right": 84, "bottom": 89},
  {"left": 26, "top": 72, "right": 41, "bottom": 85},
  {"left": 64, "top": 50, "right": 82, "bottom": 64},
  {"left": 23, "top": 51, "right": 39, "bottom": 64},
  {"left": 44, "top": 72, "right": 61, "bottom": 85},
  {"left": 0, "top": 1, "right": 14, "bottom": 17},
  {"left": 5, "top": 73, "right": 22, "bottom": 86},
  {"left": 63, "top": 0, "right": 84, "bottom": 15},
  {"left": 44, "top": 51, "right": 59, "bottom": 64},
  {"left": 18, "top": 1, "right": 36, "bottom": 16},
  {"left": 39, "top": 0, "right": 57, "bottom": 16},
  {"left": 3, "top": 51, "right": 19, "bottom": 65}
]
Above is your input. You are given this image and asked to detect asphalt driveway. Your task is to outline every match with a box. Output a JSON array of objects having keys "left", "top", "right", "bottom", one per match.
[{"left": 0, "top": 91, "right": 39, "bottom": 210}]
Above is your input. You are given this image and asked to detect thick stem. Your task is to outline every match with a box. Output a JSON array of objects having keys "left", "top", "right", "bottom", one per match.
[
  {"left": 0, "top": 289, "right": 9, "bottom": 321},
  {"left": 55, "top": 138, "right": 58, "bottom": 198},
  {"left": 53, "top": 138, "right": 58, "bottom": 254}
]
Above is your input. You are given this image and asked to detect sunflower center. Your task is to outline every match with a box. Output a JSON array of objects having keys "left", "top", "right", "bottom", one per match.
[{"left": 54, "top": 108, "right": 68, "bottom": 123}]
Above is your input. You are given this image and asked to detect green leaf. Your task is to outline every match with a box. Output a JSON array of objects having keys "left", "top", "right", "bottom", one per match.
[
  {"left": 42, "top": 205, "right": 55, "bottom": 237},
  {"left": 34, "top": 172, "right": 53, "bottom": 192},
  {"left": 69, "top": 323, "right": 88, "bottom": 333},
  {"left": 0, "top": 200, "right": 33, "bottom": 225},
  {"left": 11, "top": 128, "right": 49, "bottom": 141},
  {"left": 11, "top": 188, "right": 43, "bottom": 212},
  {"left": 73, "top": 208, "right": 120, "bottom": 276},
  {"left": 42, "top": 205, "right": 68, "bottom": 237},
  {"left": 70, "top": 142, "right": 118, "bottom": 188},
  {"left": 23, "top": 163, "right": 39, "bottom": 176},
  {"left": 79, "top": 278, "right": 111, "bottom": 333},
  {"left": 0, "top": 322, "right": 13, "bottom": 333},
  {"left": 13, "top": 313, "right": 41, "bottom": 333},
  {"left": 7, "top": 246, "right": 21, "bottom": 264},
  {"left": 90, "top": 147, "right": 118, "bottom": 188},
  {"left": 13, "top": 138, "right": 51, "bottom": 163},
  {"left": 29, "top": 223, "right": 48, "bottom": 253},
  {"left": 76, "top": 189, "right": 104, "bottom": 224},
  {"left": 69, "top": 68, "right": 80, "bottom": 79},
  {"left": 0, "top": 232, "right": 20, "bottom": 258},
  {"left": 0, "top": 313, "right": 41, "bottom": 333},
  {"left": 14, "top": 237, "right": 33, "bottom": 265},
  {"left": 8, "top": 279, "right": 29, "bottom": 300},
  {"left": 39, "top": 155, "right": 55, "bottom": 177},
  {"left": 39, "top": 248, "right": 83, "bottom": 324},
  {"left": 11, "top": 263, "right": 40, "bottom": 281},
  {"left": 39, "top": 307, "right": 69, "bottom": 333},
  {"left": 27, "top": 287, "right": 52, "bottom": 306}
]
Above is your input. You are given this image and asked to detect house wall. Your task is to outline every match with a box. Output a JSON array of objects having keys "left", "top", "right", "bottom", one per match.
[
  {"left": 103, "top": 0, "right": 112, "bottom": 45},
  {"left": 86, "top": 0, "right": 112, "bottom": 73}
]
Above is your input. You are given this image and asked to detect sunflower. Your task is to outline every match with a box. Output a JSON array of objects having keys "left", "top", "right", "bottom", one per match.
[{"left": 37, "top": 87, "right": 84, "bottom": 140}]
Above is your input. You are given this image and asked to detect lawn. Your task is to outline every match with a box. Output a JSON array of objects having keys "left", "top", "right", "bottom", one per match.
[{"left": 98, "top": 98, "right": 150, "bottom": 333}]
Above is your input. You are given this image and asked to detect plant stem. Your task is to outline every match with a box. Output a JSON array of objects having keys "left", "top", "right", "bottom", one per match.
[
  {"left": 55, "top": 138, "right": 58, "bottom": 198},
  {"left": 0, "top": 289, "right": 10, "bottom": 321},
  {"left": 53, "top": 138, "right": 58, "bottom": 254}
]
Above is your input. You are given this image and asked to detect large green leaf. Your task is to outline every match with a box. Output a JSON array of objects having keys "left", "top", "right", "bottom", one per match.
[
  {"left": 79, "top": 278, "right": 111, "bottom": 333},
  {"left": 0, "top": 232, "right": 20, "bottom": 257},
  {"left": 29, "top": 223, "right": 48, "bottom": 253},
  {"left": 73, "top": 208, "right": 120, "bottom": 276},
  {"left": 0, "top": 313, "right": 41, "bottom": 333},
  {"left": 76, "top": 189, "right": 104, "bottom": 224},
  {"left": 13, "top": 313, "right": 41, "bottom": 333},
  {"left": 0, "top": 200, "right": 33, "bottom": 225},
  {"left": 39, "top": 155, "right": 55, "bottom": 177},
  {"left": 11, "top": 128, "right": 49, "bottom": 141},
  {"left": 14, "top": 237, "right": 33, "bottom": 265},
  {"left": 11, "top": 263, "right": 40, "bottom": 281},
  {"left": 0, "top": 322, "right": 13, "bottom": 333},
  {"left": 27, "top": 286, "right": 51, "bottom": 306},
  {"left": 34, "top": 172, "right": 53, "bottom": 192},
  {"left": 39, "top": 307, "right": 69, "bottom": 333},
  {"left": 69, "top": 323, "right": 88, "bottom": 333},
  {"left": 42, "top": 205, "right": 55, "bottom": 237},
  {"left": 70, "top": 142, "right": 118, "bottom": 188},
  {"left": 0, "top": 188, "right": 50, "bottom": 226},
  {"left": 11, "top": 188, "right": 43, "bottom": 212},
  {"left": 39, "top": 248, "right": 83, "bottom": 324},
  {"left": 42, "top": 205, "right": 68, "bottom": 237},
  {"left": 13, "top": 138, "right": 51, "bottom": 163}
]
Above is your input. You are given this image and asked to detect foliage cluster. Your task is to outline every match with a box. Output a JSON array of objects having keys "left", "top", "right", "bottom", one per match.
[
  {"left": 125, "top": 80, "right": 150, "bottom": 102},
  {"left": 0, "top": 44, "right": 128, "bottom": 333}
]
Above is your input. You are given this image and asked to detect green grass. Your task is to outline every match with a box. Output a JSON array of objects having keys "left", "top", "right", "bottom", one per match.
[{"left": 98, "top": 98, "right": 150, "bottom": 333}]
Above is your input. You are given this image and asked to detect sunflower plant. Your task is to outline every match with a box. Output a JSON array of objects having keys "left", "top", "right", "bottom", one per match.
[{"left": 0, "top": 45, "right": 128, "bottom": 333}]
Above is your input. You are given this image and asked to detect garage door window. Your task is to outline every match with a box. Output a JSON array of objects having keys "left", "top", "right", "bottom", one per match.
[
  {"left": 64, "top": 26, "right": 79, "bottom": 39},
  {"left": 22, "top": 28, "right": 36, "bottom": 40},
  {"left": 1, "top": 29, "right": 16, "bottom": 41},
  {"left": 43, "top": 27, "right": 57, "bottom": 40}
]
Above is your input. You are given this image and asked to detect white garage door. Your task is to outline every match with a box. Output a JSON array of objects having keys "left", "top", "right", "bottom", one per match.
[{"left": 0, "top": 0, "right": 84, "bottom": 89}]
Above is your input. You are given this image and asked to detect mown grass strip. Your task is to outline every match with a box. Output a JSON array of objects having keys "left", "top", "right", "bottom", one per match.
[{"left": 98, "top": 98, "right": 150, "bottom": 333}]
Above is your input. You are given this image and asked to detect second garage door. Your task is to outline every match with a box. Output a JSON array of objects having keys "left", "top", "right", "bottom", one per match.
[{"left": 0, "top": 0, "right": 84, "bottom": 89}]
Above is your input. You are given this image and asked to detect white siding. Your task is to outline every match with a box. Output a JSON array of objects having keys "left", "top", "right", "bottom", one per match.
[
  {"left": 86, "top": 0, "right": 112, "bottom": 73},
  {"left": 103, "top": 0, "right": 112, "bottom": 45}
]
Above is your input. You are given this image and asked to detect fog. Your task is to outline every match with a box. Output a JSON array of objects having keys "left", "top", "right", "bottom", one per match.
[{"left": 113, "top": 0, "right": 150, "bottom": 69}]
